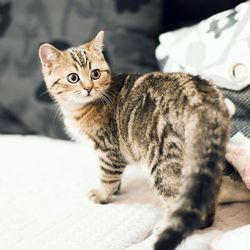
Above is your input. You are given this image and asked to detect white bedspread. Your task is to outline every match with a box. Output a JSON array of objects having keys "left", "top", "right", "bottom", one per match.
[{"left": 0, "top": 135, "right": 249, "bottom": 250}]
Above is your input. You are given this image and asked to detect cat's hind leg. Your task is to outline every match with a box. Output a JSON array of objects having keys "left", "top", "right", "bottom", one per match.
[{"left": 149, "top": 155, "right": 182, "bottom": 235}]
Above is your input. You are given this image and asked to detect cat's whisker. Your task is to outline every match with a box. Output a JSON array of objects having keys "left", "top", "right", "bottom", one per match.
[
  {"left": 102, "top": 95, "right": 110, "bottom": 105},
  {"left": 95, "top": 90, "right": 110, "bottom": 105},
  {"left": 73, "top": 91, "right": 81, "bottom": 96},
  {"left": 98, "top": 92, "right": 111, "bottom": 107},
  {"left": 39, "top": 89, "right": 50, "bottom": 97},
  {"left": 53, "top": 106, "right": 61, "bottom": 124},
  {"left": 101, "top": 90, "right": 114, "bottom": 104},
  {"left": 95, "top": 91, "right": 105, "bottom": 105},
  {"left": 104, "top": 89, "right": 115, "bottom": 103},
  {"left": 100, "top": 91, "right": 113, "bottom": 106},
  {"left": 103, "top": 94, "right": 116, "bottom": 112}
]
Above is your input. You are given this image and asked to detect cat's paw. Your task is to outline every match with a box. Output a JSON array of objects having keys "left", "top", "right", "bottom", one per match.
[{"left": 87, "top": 188, "right": 111, "bottom": 204}]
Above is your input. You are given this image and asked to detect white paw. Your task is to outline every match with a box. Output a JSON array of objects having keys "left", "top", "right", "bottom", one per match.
[{"left": 87, "top": 188, "right": 111, "bottom": 204}]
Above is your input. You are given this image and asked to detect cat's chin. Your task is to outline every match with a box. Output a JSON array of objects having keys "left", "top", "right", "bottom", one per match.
[
  {"left": 69, "top": 96, "right": 96, "bottom": 105},
  {"left": 57, "top": 95, "right": 97, "bottom": 107}
]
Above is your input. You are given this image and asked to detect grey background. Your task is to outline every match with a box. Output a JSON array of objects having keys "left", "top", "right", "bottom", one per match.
[{"left": 0, "top": 0, "right": 248, "bottom": 138}]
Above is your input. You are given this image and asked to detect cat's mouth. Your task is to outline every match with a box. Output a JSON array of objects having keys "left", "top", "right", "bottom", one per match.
[
  {"left": 81, "top": 89, "right": 94, "bottom": 98},
  {"left": 62, "top": 90, "right": 96, "bottom": 105},
  {"left": 70, "top": 95, "right": 95, "bottom": 105},
  {"left": 70, "top": 88, "right": 110, "bottom": 105}
]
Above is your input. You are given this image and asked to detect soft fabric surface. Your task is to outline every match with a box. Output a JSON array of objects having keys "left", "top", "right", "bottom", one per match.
[
  {"left": 156, "top": 1, "right": 250, "bottom": 91},
  {"left": 226, "top": 132, "right": 250, "bottom": 189},
  {"left": 211, "top": 225, "right": 250, "bottom": 250},
  {"left": 0, "top": 135, "right": 250, "bottom": 250}
]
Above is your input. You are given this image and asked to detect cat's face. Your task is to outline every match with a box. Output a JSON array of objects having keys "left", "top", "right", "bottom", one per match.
[{"left": 39, "top": 31, "right": 111, "bottom": 105}]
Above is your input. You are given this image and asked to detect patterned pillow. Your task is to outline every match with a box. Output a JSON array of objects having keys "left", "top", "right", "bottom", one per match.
[
  {"left": 156, "top": 1, "right": 250, "bottom": 137},
  {"left": 0, "top": 0, "right": 162, "bottom": 138}
]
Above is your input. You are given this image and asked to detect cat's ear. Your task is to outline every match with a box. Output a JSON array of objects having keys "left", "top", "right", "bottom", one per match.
[
  {"left": 90, "top": 31, "right": 104, "bottom": 53},
  {"left": 39, "top": 43, "right": 63, "bottom": 73}
]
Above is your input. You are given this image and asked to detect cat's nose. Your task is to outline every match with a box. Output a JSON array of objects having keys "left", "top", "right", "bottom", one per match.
[{"left": 84, "top": 86, "right": 93, "bottom": 94}]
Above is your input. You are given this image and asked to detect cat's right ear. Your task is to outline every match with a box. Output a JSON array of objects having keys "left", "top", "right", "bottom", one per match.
[{"left": 39, "top": 43, "right": 63, "bottom": 73}]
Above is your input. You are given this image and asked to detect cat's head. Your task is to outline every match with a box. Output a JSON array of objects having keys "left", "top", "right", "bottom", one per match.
[{"left": 39, "top": 31, "right": 111, "bottom": 105}]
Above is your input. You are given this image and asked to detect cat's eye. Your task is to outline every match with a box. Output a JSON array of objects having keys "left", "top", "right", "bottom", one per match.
[
  {"left": 67, "top": 73, "right": 80, "bottom": 84},
  {"left": 91, "top": 69, "right": 101, "bottom": 80}
]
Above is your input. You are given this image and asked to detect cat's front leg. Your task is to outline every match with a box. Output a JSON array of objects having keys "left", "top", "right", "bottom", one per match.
[{"left": 88, "top": 157, "right": 126, "bottom": 204}]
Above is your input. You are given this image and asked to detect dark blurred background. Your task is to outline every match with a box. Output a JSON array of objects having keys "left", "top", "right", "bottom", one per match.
[{"left": 0, "top": 0, "right": 245, "bottom": 139}]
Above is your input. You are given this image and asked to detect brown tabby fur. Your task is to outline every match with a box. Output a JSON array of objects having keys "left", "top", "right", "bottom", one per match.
[{"left": 39, "top": 31, "right": 234, "bottom": 250}]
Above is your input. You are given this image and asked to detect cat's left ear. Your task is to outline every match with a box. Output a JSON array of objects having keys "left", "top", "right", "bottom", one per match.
[
  {"left": 90, "top": 31, "right": 104, "bottom": 53},
  {"left": 39, "top": 43, "right": 63, "bottom": 73}
]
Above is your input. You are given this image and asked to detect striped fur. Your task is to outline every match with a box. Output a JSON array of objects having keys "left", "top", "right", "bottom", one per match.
[{"left": 39, "top": 32, "right": 231, "bottom": 250}]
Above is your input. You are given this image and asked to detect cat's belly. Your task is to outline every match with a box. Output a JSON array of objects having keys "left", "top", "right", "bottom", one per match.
[
  {"left": 118, "top": 119, "right": 153, "bottom": 164},
  {"left": 119, "top": 136, "right": 148, "bottom": 164}
]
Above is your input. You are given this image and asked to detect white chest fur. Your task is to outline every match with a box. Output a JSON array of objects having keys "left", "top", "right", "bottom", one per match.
[{"left": 64, "top": 118, "right": 94, "bottom": 148}]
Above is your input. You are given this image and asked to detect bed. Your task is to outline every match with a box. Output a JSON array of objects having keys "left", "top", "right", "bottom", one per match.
[{"left": 1, "top": 135, "right": 249, "bottom": 250}]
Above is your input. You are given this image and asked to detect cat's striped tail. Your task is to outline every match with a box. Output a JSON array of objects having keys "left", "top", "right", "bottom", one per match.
[{"left": 154, "top": 105, "right": 230, "bottom": 250}]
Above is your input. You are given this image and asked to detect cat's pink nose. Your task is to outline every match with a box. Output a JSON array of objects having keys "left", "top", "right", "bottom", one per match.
[{"left": 84, "top": 86, "right": 93, "bottom": 94}]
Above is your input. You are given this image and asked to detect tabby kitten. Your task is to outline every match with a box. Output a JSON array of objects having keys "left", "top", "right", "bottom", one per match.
[{"left": 39, "top": 31, "right": 230, "bottom": 250}]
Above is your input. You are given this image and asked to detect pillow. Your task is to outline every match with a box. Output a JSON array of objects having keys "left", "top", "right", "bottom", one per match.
[
  {"left": 156, "top": 1, "right": 250, "bottom": 137},
  {"left": 0, "top": 0, "right": 162, "bottom": 138},
  {"left": 156, "top": 1, "right": 250, "bottom": 90}
]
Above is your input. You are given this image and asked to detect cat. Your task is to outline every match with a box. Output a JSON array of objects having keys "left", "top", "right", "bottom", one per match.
[{"left": 39, "top": 31, "right": 231, "bottom": 250}]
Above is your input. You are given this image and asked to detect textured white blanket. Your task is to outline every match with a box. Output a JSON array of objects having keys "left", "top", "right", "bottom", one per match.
[{"left": 0, "top": 135, "right": 249, "bottom": 250}]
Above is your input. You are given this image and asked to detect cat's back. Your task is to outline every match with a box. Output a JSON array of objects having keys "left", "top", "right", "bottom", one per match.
[
  {"left": 119, "top": 71, "right": 193, "bottom": 94},
  {"left": 117, "top": 71, "right": 226, "bottom": 114},
  {"left": 116, "top": 72, "right": 229, "bottom": 162}
]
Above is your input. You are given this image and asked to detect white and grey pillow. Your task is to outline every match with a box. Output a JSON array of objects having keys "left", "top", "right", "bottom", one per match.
[{"left": 156, "top": 1, "right": 250, "bottom": 136}]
